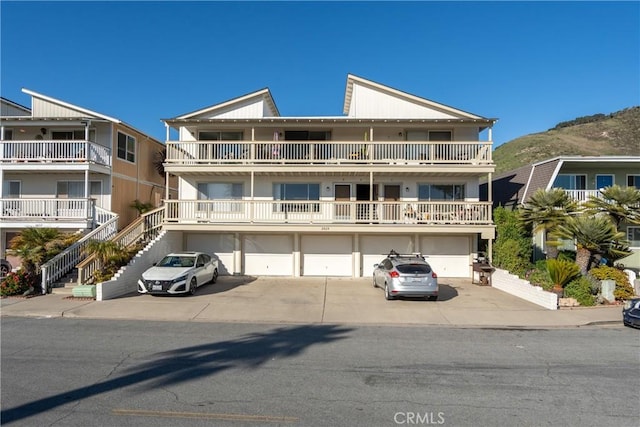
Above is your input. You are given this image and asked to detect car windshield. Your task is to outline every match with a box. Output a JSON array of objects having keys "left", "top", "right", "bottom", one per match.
[
  {"left": 157, "top": 256, "right": 195, "bottom": 268},
  {"left": 396, "top": 264, "right": 431, "bottom": 274}
]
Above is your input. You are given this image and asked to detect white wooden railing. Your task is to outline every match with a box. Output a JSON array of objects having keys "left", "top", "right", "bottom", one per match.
[
  {"left": 0, "top": 198, "right": 93, "bottom": 221},
  {"left": 0, "top": 140, "right": 111, "bottom": 166},
  {"left": 165, "top": 140, "right": 492, "bottom": 165},
  {"left": 94, "top": 206, "right": 117, "bottom": 225},
  {"left": 564, "top": 189, "right": 602, "bottom": 203},
  {"left": 76, "top": 206, "right": 164, "bottom": 285},
  {"left": 165, "top": 200, "right": 492, "bottom": 225},
  {"left": 40, "top": 215, "right": 119, "bottom": 294}
]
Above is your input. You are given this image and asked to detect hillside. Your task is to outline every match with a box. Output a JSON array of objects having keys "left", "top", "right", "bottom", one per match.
[{"left": 492, "top": 106, "right": 640, "bottom": 174}]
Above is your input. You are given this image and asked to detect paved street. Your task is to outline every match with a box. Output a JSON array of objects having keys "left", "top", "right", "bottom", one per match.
[{"left": 1, "top": 318, "right": 638, "bottom": 427}]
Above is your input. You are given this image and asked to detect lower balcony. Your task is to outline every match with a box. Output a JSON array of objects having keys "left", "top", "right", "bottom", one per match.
[
  {"left": 0, "top": 198, "right": 94, "bottom": 226},
  {"left": 165, "top": 200, "right": 493, "bottom": 226}
]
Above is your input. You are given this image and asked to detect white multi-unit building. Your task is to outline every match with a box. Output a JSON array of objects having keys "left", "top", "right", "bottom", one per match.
[
  {"left": 161, "top": 75, "right": 497, "bottom": 278},
  {"left": 0, "top": 89, "right": 176, "bottom": 266}
]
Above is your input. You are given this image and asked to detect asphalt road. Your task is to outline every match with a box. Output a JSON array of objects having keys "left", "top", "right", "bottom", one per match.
[{"left": 1, "top": 317, "right": 638, "bottom": 427}]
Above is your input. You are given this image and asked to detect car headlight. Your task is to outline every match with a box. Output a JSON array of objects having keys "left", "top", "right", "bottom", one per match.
[
  {"left": 623, "top": 300, "right": 633, "bottom": 310},
  {"left": 172, "top": 275, "right": 188, "bottom": 284}
]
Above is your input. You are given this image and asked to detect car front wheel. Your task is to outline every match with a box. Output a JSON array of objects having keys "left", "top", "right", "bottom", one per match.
[
  {"left": 211, "top": 269, "right": 218, "bottom": 284},
  {"left": 189, "top": 277, "right": 197, "bottom": 295}
]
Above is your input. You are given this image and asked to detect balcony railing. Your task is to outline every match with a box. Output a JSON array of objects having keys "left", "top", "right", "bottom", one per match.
[
  {"left": 165, "top": 200, "right": 493, "bottom": 225},
  {"left": 0, "top": 140, "right": 111, "bottom": 166},
  {"left": 0, "top": 198, "right": 94, "bottom": 221},
  {"left": 165, "top": 140, "right": 492, "bottom": 166}
]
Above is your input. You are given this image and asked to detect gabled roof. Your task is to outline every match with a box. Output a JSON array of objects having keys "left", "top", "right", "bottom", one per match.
[
  {"left": 342, "top": 74, "right": 495, "bottom": 123},
  {"left": 174, "top": 88, "right": 280, "bottom": 120},
  {"left": 1, "top": 97, "right": 31, "bottom": 115},
  {"left": 491, "top": 155, "right": 640, "bottom": 208},
  {"left": 22, "top": 88, "right": 121, "bottom": 123}
]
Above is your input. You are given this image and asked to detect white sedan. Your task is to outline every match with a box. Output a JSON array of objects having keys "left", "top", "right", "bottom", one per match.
[{"left": 138, "top": 252, "right": 218, "bottom": 296}]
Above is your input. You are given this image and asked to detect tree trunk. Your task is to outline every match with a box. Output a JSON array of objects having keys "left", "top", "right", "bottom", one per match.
[{"left": 575, "top": 247, "right": 591, "bottom": 276}]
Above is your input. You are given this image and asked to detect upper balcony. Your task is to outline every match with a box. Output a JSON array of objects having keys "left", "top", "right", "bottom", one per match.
[
  {"left": 164, "top": 140, "right": 493, "bottom": 174},
  {"left": 0, "top": 140, "right": 111, "bottom": 171}
]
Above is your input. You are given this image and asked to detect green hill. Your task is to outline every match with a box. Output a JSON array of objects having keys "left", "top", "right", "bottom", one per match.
[{"left": 492, "top": 106, "right": 640, "bottom": 174}]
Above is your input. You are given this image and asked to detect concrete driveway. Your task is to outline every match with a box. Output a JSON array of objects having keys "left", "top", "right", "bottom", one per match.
[{"left": 1, "top": 276, "right": 623, "bottom": 327}]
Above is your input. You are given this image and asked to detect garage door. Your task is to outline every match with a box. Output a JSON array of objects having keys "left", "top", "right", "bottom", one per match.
[
  {"left": 361, "top": 235, "right": 413, "bottom": 277},
  {"left": 420, "top": 236, "right": 471, "bottom": 278},
  {"left": 302, "top": 235, "right": 352, "bottom": 276},
  {"left": 244, "top": 235, "right": 293, "bottom": 276},
  {"left": 186, "top": 233, "right": 234, "bottom": 275}
]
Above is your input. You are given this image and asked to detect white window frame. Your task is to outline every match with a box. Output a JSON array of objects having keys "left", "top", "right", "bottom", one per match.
[
  {"left": 627, "top": 226, "right": 640, "bottom": 249},
  {"left": 627, "top": 174, "right": 640, "bottom": 189},
  {"left": 117, "top": 131, "right": 136, "bottom": 163},
  {"left": 595, "top": 174, "right": 614, "bottom": 190}
]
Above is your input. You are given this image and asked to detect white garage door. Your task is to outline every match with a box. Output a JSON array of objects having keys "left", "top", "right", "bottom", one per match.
[
  {"left": 302, "top": 235, "right": 352, "bottom": 276},
  {"left": 244, "top": 235, "right": 293, "bottom": 276},
  {"left": 361, "top": 235, "right": 414, "bottom": 277},
  {"left": 186, "top": 233, "right": 234, "bottom": 275},
  {"left": 420, "top": 236, "right": 471, "bottom": 278}
]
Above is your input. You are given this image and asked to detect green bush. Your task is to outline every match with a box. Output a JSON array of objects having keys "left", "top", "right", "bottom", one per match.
[
  {"left": 0, "top": 270, "right": 38, "bottom": 296},
  {"left": 493, "top": 206, "right": 533, "bottom": 276},
  {"left": 589, "top": 266, "right": 635, "bottom": 301},
  {"left": 564, "top": 276, "right": 596, "bottom": 306},
  {"left": 547, "top": 259, "right": 580, "bottom": 289},
  {"left": 526, "top": 261, "right": 554, "bottom": 291}
]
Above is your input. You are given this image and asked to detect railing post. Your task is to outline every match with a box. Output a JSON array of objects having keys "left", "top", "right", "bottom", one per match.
[{"left": 40, "top": 265, "right": 48, "bottom": 294}]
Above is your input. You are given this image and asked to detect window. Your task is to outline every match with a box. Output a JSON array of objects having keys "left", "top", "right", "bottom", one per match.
[
  {"left": 628, "top": 227, "right": 640, "bottom": 249},
  {"left": 428, "top": 131, "right": 452, "bottom": 141},
  {"left": 197, "top": 182, "right": 243, "bottom": 212},
  {"left": 553, "top": 174, "right": 586, "bottom": 190},
  {"left": 199, "top": 131, "right": 243, "bottom": 160},
  {"left": 117, "top": 131, "right": 136, "bottom": 162},
  {"left": 8, "top": 181, "right": 21, "bottom": 198},
  {"left": 3, "top": 130, "right": 12, "bottom": 140},
  {"left": 595, "top": 175, "right": 614, "bottom": 189},
  {"left": 418, "top": 184, "right": 465, "bottom": 201},
  {"left": 628, "top": 175, "right": 640, "bottom": 189},
  {"left": 56, "top": 181, "right": 102, "bottom": 198},
  {"left": 273, "top": 183, "right": 320, "bottom": 212}
]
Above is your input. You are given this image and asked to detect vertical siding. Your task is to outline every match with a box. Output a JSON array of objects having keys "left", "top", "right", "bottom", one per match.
[{"left": 32, "top": 98, "right": 84, "bottom": 118}]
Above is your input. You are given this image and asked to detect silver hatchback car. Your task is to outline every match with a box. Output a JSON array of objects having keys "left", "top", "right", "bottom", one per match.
[{"left": 373, "top": 251, "right": 438, "bottom": 301}]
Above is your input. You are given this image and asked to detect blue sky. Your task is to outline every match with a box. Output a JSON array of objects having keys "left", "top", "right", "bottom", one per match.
[{"left": 1, "top": 1, "right": 638, "bottom": 147}]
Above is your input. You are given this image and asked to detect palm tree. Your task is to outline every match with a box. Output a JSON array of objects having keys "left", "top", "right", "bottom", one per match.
[
  {"left": 554, "top": 214, "right": 631, "bottom": 276},
  {"left": 153, "top": 148, "right": 166, "bottom": 177},
  {"left": 83, "top": 240, "right": 129, "bottom": 283},
  {"left": 8, "top": 228, "right": 63, "bottom": 274},
  {"left": 518, "top": 188, "right": 578, "bottom": 259},
  {"left": 584, "top": 185, "right": 640, "bottom": 228}
]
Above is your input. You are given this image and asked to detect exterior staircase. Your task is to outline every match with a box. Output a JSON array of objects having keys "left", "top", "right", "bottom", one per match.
[{"left": 50, "top": 269, "right": 79, "bottom": 296}]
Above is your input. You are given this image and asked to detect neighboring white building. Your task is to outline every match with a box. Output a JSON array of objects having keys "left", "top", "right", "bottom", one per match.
[
  {"left": 0, "top": 90, "right": 177, "bottom": 265},
  {"left": 161, "top": 75, "right": 497, "bottom": 277}
]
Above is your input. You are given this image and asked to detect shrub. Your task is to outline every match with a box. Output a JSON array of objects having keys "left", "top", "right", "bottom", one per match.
[
  {"left": 493, "top": 206, "right": 533, "bottom": 276},
  {"left": 589, "top": 266, "right": 635, "bottom": 301},
  {"left": 526, "top": 261, "right": 554, "bottom": 291},
  {"left": 564, "top": 276, "right": 596, "bottom": 306},
  {"left": 547, "top": 259, "right": 580, "bottom": 289},
  {"left": 0, "top": 269, "right": 38, "bottom": 296}
]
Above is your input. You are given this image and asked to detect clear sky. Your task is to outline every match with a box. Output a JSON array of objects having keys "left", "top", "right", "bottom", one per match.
[{"left": 1, "top": 1, "right": 638, "bottom": 147}]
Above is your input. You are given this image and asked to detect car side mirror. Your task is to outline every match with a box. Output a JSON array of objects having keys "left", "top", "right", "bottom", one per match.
[{"left": 197, "top": 262, "right": 204, "bottom": 268}]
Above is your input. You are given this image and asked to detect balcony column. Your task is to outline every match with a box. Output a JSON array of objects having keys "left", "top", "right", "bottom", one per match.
[
  {"left": 250, "top": 127, "right": 255, "bottom": 160},
  {"left": 233, "top": 232, "right": 242, "bottom": 275},
  {"left": 84, "top": 120, "right": 91, "bottom": 161}
]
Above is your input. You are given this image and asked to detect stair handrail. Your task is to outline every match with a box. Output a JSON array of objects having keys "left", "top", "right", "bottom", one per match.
[
  {"left": 40, "top": 215, "right": 119, "bottom": 294},
  {"left": 76, "top": 206, "right": 165, "bottom": 285}
]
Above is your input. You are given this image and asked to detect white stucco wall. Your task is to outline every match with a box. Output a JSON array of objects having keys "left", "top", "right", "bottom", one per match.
[{"left": 491, "top": 268, "right": 558, "bottom": 310}]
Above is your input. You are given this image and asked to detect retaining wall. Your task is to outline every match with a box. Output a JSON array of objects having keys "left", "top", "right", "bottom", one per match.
[{"left": 492, "top": 268, "right": 558, "bottom": 310}]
